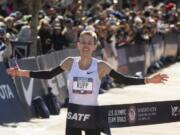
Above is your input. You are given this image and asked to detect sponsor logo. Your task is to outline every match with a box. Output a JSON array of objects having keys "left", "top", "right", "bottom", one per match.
[
  {"left": 20, "top": 78, "right": 34, "bottom": 106},
  {"left": 171, "top": 105, "right": 180, "bottom": 116},
  {"left": 108, "top": 109, "right": 127, "bottom": 123},
  {"left": 128, "top": 106, "right": 137, "bottom": 124},
  {"left": 137, "top": 106, "right": 157, "bottom": 121},
  {"left": 67, "top": 112, "right": 91, "bottom": 122},
  {"left": 129, "top": 55, "right": 145, "bottom": 63},
  {"left": 87, "top": 71, "right": 95, "bottom": 74},
  {"left": 0, "top": 84, "right": 15, "bottom": 100}
]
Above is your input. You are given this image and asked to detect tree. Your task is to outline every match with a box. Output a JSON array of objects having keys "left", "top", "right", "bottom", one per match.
[{"left": 28, "top": 0, "right": 42, "bottom": 56}]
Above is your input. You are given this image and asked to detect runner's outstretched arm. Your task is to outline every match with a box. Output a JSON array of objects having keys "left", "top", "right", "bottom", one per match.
[
  {"left": 6, "top": 57, "right": 73, "bottom": 79},
  {"left": 29, "top": 66, "right": 64, "bottom": 79},
  {"left": 98, "top": 61, "right": 169, "bottom": 85},
  {"left": 6, "top": 65, "right": 64, "bottom": 79}
]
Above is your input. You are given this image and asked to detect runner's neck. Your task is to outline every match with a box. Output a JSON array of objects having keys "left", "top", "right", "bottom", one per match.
[{"left": 78, "top": 57, "right": 92, "bottom": 70}]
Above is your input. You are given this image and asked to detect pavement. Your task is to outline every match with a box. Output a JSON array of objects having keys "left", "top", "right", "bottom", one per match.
[{"left": 1, "top": 62, "right": 180, "bottom": 135}]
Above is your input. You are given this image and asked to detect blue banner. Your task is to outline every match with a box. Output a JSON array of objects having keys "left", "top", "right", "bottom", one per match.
[{"left": 0, "top": 62, "right": 28, "bottom": 123}]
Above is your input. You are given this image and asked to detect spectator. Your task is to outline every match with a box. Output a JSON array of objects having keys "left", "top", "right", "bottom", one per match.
[
  {"left": 4, "top": 16, "right": 18, "bottom": 40},
  {"left": 38, "top": 19, "right": 52, "bottom": 54},
  {"left": 62, "top": 18, "right": 80, "bottom": 47},
  {"left": 17, "top": 15, "right": 32, "bottom": 42},
  {"left": 51, "top": 23, "right": 69, "bottom": 51},
  {"left": 0, "top": 27, "right": 12, "bottom": 64}
]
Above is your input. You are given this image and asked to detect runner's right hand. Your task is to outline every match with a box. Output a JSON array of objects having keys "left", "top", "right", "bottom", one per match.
[{"left": 6, "top": 68, "right": 19, "bottom": 77}]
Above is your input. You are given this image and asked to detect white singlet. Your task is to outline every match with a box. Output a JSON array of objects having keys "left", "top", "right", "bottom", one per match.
[{"left": 67, "top": 57, "right": 101, "bottom": 106}]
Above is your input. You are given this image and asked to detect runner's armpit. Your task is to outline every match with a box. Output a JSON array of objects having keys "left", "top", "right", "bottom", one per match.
[{"left": 60, "top": 57, "right": 74, "bottom": 71}]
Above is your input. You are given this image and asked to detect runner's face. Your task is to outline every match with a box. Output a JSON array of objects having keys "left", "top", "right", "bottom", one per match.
[{"left": 77, "top": 34, "right": 97, "bottom": 57}]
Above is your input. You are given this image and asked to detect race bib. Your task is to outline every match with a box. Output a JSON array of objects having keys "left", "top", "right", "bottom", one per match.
[{"left": 72, "top": 77, "right": 93, "bottom": 94}]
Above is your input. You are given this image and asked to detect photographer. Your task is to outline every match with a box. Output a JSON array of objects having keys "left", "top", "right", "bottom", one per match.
[{"left": 0, "top": 26, "right": 12, "bottom": 65}]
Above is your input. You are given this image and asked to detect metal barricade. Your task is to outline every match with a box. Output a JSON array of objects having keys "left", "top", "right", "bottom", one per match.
[{"left": 11, "top": 41, "right": 31, "bottom": 58}]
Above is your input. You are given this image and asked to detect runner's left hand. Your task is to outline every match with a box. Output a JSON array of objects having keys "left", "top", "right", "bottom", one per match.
[{"left": 148, "top": 73, "right": 169, "bottom": 84}]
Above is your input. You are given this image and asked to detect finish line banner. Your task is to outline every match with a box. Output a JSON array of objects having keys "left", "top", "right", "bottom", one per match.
[
  {"left": 66, "top": 100, "right": 180, "bottom": 129},
  {"left": 103, "top": 100, "right": 180, "bottom": 128}
]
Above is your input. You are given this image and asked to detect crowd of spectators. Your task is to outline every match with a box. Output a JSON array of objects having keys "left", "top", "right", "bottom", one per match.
[{"left": 0, "top": 0, "right": 180, "bottom": 71}]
